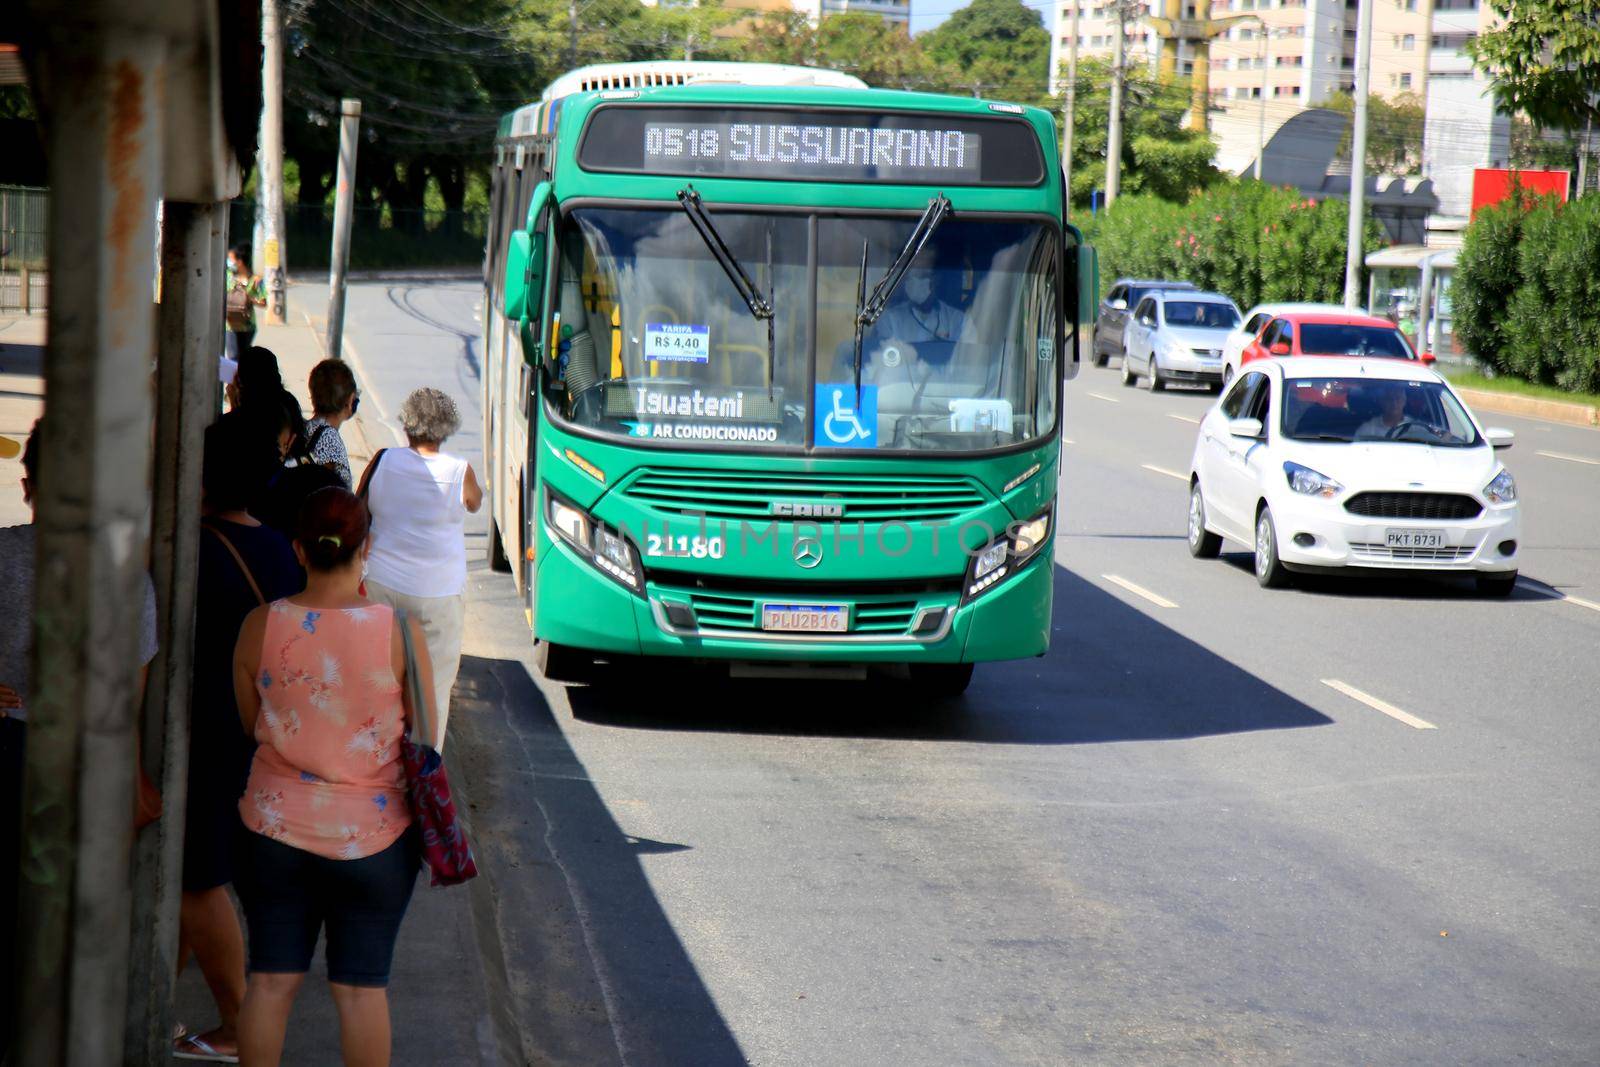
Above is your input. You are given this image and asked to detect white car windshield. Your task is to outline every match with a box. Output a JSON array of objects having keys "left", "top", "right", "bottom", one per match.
[
  {"left": 1282, "top": 377, "right": 1481, "bottom": 447},
  {"left": 1164, "top": 301, "right": 1239, "bottom": 329}
]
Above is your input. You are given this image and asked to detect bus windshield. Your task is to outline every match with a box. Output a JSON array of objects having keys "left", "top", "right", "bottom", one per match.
[{"left": 553, "top": 206, "right": 1058, "bottom": 453}]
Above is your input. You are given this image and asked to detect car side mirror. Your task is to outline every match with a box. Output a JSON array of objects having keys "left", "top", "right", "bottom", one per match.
[
  {"left": 1109, "top": 298, "right": 1127, "bottom": 311},
  {"left": 1269, "top": 342, "right": 1291, "bottom": 356},
  {"left": 1419, "top": 350, "right": 1437, "bottom": 365},
  {"left": 1228, "top": 417, "right": 1264, "bottom": 440},
  {"left": 1485, "top": 427, "right": 1514, "bottom": 450}
]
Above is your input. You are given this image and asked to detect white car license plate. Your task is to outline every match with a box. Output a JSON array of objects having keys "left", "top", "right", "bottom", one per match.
[
  {"left": 1386, "top": 529, "right": 1445, "bottom": 549},
  {"left": 761, "top": 604, "right": 848, "bottom": 633}
]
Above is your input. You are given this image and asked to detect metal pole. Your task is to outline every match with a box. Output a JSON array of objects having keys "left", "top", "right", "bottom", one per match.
[
  {"left": 122, "top": 200, "right": 219, "bottom": 1064},
  {"left": 17, "top": 26, "right": 164, "bottom": 1067},
  {"left": 568, "top": 0, "right": 579, "bottom": 68},
  {"left": 1106, "top": 0, "right": 1128, "bottom": 208},
  {"left": 1343, "top": 0, "right": 1374, "bottom": 308},
  {"left": 327, "top": 99, "right": 362, "bottom": 361},
  {"left": 260, "top": 0, "right": 288, "bottom": 324},
  {"left": 1061, "top": 0, "right": 1082, "bottom": 202},
  {"left": 1256, "top": 22, "right": 1270, "bottom": 180},
  {"left": 1578, "top": 115, "right": 1592, "bottom": 198}
]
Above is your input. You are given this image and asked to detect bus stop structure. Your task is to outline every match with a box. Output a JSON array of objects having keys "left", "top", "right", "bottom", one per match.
[{"left": 7, "top": 3, "right": 260, "bottom": 1063}]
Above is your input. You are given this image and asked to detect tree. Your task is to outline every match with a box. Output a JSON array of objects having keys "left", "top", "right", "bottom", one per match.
[
  {"left": 1324, "top": 92, "right": 1425, "bottom": 175},
  {"left": 1059, "top": 58, "right": 1222, "bottom": 206},
  {"left": 1466, "top": 0, "right": 1600, "bottom": 130},
  {"left": 918, "top": 0, "right": 1051, "bottom": 104},
  {"left": 746, "top": 12, "right": 940, "bottom": 89}
]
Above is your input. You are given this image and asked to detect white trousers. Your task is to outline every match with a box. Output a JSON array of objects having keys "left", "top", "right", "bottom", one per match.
[{"left": 364, "top": 579, "right": 465, "bottom": 751}]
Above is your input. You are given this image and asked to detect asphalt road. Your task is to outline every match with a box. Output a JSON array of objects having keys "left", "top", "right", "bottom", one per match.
[{"left": 326, "top": 281, "right": 1600, "bottom": 1066}]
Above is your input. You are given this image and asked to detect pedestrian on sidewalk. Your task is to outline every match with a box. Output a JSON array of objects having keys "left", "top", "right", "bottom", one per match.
[
  {"left": 0, "top": 422, "right": 160, "bottom": 1053},
  {"left": 306, "top": 359, "right": 359, "bottom": 489},
  {"left": 224, "top": 245, "right": 267, "bottom": 360},
  {"left": 256, "top": 389, "right": 344, "bottom": 539},
  {"left": 225, "top": 345, "right": 284, "bottom": 417},
  {"left": 358, "top": 388, "right": 482, "bottom": 751},
  {"left": 232, "top": 487, "right": 434, "bottom": 1067},
  {"left": 173, "top": 418, "right": 305, "bottom": 1064}
]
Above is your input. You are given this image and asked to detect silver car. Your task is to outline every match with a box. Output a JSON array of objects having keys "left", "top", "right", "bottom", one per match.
[
  {"left": 1092, "top": 278, "right": 1197, "bottom": 366},
  {"left": 1121, "top": 290, "right": 1243, "bottom": 392}
]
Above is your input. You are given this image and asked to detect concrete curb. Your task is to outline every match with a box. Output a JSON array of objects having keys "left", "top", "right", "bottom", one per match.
[{"left": 1455, "top": 386, "right": 1600, "bottom": 430}]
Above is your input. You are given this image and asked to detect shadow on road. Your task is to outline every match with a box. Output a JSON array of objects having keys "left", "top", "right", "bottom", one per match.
[
  {"left": 568, "top": 564, "right": 1333, "bottom": 743},
  {"left": 1218, "top": 550, "right": 1549, "bottom": 601},
  {"left": 452, "top": 653, "right": 746, "bottom": 1067}
]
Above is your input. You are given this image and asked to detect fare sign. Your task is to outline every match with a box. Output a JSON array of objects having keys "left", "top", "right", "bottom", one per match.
[{"left": 642, "top": 121, "right": 982, "bottom": 183}]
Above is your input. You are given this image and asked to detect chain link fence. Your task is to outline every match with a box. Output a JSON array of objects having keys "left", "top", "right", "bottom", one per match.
[{"left": 1, "top": 185, "right": 48, "bottom": 313}]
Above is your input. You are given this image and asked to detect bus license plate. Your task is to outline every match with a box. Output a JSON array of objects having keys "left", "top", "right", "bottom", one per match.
[
  {"left": 761, "top": 604, "right": 847, "bottom": 633},
  {"left": 1386, "top": 529, "right": 1444, "bottom": 549}
]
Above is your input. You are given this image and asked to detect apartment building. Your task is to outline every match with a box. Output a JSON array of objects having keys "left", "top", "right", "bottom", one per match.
[{"left": 790, "top": 0, "right": 911, "bottom": 28}]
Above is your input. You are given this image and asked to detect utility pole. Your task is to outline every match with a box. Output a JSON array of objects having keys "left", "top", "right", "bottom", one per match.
[
  {"left": 1343, "top": 0, "right": 1373, "bottom": 308},
  {"left": 327, "top": 99, "right": 361, "bottom": 361},
  {"left": 260, "top": 0, "right": 288, "bottom": 324},
  {"left": 1256, "top": 23, "right": 1271, "bottom": 180},
  {"left": 1105, "top": 0, "right": 1129, "bottom": 208},
  {"left": 568, "top": 0, "right": 578, "bottom": 69},
  {"left": 1061, "top": 0, "right": 1082, "bottom": 203}
]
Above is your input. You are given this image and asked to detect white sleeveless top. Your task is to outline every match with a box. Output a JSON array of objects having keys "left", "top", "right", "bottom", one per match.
[{"left": 365, "top": 447, "right": 469, "bottom": 598}]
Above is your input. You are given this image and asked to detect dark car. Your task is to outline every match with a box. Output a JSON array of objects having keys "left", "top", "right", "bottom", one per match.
[{"left": 1092, "top": 279, "right": 1198, "bottom": 366}]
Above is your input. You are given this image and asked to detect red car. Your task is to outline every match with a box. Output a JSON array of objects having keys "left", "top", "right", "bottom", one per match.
[{"left": 1240, "top": 312, "right": 1431, "bottom": 369}]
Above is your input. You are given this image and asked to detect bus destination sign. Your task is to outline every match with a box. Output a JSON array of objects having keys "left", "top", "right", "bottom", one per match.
[
  {"left": 577, "top": 106, "right": 1045, "bottom": 187},
  {"left": 642, "top": 121, "right": 981, "bottom": 183}
]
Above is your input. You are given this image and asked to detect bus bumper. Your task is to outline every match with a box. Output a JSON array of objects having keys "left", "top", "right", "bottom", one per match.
[{"left": 534, "top": 539, "right": 1053, "bottom": 664}]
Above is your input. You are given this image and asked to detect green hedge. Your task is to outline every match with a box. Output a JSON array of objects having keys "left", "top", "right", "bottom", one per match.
[
  {"left": 1077, "top": 180, "right": 1383, "bottom": 311},
  {"left": 1456, "top": 193, "right": 1600, "bottom": 393}
]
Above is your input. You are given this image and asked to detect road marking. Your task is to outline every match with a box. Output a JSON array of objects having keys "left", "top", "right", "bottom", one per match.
[
  {"left": 1515, "top": 578, "right": 1600, "bottom": 614},
  {"left": 1086, "top": 391, "right": 1121, "bottom": 403},
  {"left": 1321, "top": 679, "right": 1437, "bottom": 730},
  {"left": 1166, "top": 413, "right": 1200, "bottom": 425},
  {"left": 1535, "top": 449, "right": 1600, "bottom": 466},
  {"left": 1103, "top": 574, "right": 1178, "bottom": 608},
  {"left": 1141, "top": 463, "right": 1188, "bottom": 481}
]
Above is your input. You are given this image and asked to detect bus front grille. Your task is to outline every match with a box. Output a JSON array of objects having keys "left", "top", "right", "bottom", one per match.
[
  {"left": 623, "top": 469, "right": 988, "bottom": 522},
  {"left": 685, "top": 592, "right": 920, "bottom": 634}
]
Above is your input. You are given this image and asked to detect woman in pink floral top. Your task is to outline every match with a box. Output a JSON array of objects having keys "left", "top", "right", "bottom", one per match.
[{"left": 232, "top": 487, "right": 434, "bottom": 1067}]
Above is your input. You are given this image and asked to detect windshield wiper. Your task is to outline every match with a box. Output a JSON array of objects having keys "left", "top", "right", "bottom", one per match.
[
  {"left": 677, "top": 186, "right": 776, "bottom": 397},
  {"left": 851, "top": 193, "right": 952, "bottom": 405}
]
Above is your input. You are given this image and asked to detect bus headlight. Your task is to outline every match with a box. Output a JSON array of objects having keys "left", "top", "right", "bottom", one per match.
[
  {"left": 964, "top": 506, "right": 1052, "bottom": 602},
  {"left": 545, "top": 489, "right": 643, "bottom": 595}
]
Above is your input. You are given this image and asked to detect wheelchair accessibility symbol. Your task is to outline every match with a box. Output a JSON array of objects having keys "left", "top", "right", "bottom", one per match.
[{"left": 815, "top": 384, "right": 878, "bottom": 448}]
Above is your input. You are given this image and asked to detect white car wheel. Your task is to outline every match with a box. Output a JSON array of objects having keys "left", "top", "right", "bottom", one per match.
[
  {"left": 1254, "top": 506, "right": 1291, "bottom": 589},
  {"left": 1188, "top": 483, "right": 1222, "bottom": 559}
]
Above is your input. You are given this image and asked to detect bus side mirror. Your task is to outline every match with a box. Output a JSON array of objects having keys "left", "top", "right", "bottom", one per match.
[
  {"left": 503, "top": 231, "right": 533, "bottom": 322},
  {"left": 1078, "top": 245, "right": 1099, "bottom": 327}
]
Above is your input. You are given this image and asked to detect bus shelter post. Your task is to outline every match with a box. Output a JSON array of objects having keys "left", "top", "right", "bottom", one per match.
[
  {"left": 16, "top": 22, "right": 166, "bottom": 1067},
  {"left": 122, "top": 199, "right": 222, "bottom": 1063}
]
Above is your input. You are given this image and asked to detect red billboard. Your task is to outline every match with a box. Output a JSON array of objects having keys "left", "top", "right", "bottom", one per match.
[{"left": 1471, "top": 168, "right": 1570, "bottom": 217}]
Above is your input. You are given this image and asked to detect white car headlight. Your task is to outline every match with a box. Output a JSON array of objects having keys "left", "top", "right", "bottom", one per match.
[
  {"left": 1283, "top": 461, "right": 1342, "bottom": 498},
  {"left": 1484, "top": 468, "right": 1517, "bottom": 504},
  {"left": 1162, "top": 337, "right": 1189, "bottom": 359}
]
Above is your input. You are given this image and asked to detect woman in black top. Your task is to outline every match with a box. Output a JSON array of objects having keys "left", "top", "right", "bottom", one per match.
[{"left": 175, "top": 417, "right": 305, "bottom": 1062}]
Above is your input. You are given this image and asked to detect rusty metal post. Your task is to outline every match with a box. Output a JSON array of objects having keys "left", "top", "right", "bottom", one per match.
[
  {"left": 122, "top": 200, "right": 221, "bottom": 1064},
  {"left": 15, "top": 24, "right": 166, "bottom": 1067}
]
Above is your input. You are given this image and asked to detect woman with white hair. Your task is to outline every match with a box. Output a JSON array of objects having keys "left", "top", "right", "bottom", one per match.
[{"left": 358, "top": 387, "right": 482, "bottom": 747}]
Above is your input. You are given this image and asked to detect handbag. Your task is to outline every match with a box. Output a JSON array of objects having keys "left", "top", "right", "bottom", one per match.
[
  {"left": 225, "top": 279, "right": 251, "bottom": 330},
  {"left": 395, "top": 608, "right": 478, "bottom": 887}
]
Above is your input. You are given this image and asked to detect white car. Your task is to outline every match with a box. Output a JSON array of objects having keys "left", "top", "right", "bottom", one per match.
[
  {"left": 1186, "top": 357, "right": 1521, "bottom": 594},
  {"left": 1221, "top": 302, "right": 1347, "bottom": 385},
  {"left": 1120, "top": 290, "right": 1243, "bottom": 392}
]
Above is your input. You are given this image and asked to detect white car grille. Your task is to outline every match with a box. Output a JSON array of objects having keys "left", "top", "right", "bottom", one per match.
[
  {"left": 1191, "top": 347, "right": 1223, "bottom": 359},
  {"left": 1348, "top": 542, "right": 1476, "bottom": 563}
]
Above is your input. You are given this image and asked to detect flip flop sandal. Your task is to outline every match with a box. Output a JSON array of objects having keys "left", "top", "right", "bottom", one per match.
[{"left": 172, "top": 1032, "right": 240, "bottom": 1063}]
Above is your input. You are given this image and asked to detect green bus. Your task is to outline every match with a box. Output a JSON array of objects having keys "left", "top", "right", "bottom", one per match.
[{"left": 482, "top": 61, "right": 1096, "bottom": 694}]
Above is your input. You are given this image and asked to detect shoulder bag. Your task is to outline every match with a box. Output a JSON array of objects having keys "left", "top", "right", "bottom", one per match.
[{"left": 396, "top": 608, "right": 478, "bottom": 887}]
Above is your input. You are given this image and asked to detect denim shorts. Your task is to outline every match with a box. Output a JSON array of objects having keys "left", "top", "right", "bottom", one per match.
[{"left": 237, "top": 825, "right": 420, "bottom": 987}]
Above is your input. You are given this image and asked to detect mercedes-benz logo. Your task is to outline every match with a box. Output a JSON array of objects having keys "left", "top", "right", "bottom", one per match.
[{"left": 792, "top": 537, "right": 823, "bottom": 569}]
